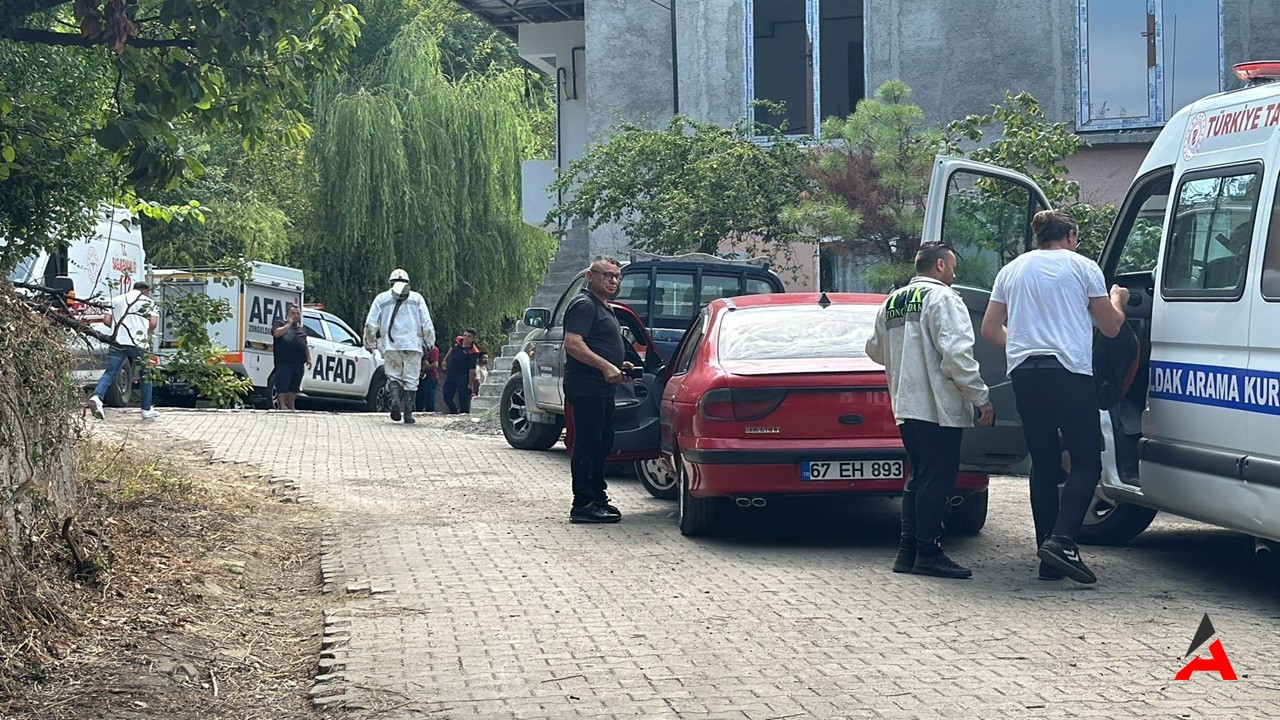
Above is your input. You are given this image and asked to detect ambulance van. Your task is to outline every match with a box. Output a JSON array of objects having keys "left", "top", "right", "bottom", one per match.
[
  {"left": 5, "top": 206, "right": 146, "bottom": 405},
  {"left": 925, "top": 61, "right": 1280, "bottom": 555}
]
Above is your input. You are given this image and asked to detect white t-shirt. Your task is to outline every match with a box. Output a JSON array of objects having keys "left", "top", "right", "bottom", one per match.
[
  {"left": 990, "top": 249, "right": 1107, "bottom": 376},
  {"left": 109, "top": 289, "right": 156, "bottom": 347}
]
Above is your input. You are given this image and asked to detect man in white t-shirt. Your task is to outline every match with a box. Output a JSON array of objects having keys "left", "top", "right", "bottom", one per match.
[
  {"left": 88, "top": 281, "right": 159, "bottom": 421},
  {"left": 981, "top": 210, "right": 1129, "bottom": 585}
]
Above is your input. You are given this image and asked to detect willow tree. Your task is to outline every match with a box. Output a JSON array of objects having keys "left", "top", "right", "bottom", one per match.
[{"left": 308, "top": 19, "right": 554, "bottom": 341}]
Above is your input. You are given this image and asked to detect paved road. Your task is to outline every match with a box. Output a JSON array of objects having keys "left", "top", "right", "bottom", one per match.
[{"left": 127, "top": 409, "right": 1279, "bottom": 718}]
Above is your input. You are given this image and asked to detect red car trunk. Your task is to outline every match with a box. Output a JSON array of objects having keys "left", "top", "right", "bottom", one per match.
[{"left": 695, "top": 360, "right": 899, "bottom": 441}]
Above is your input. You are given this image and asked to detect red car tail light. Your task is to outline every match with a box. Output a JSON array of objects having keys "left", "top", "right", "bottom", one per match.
[{"left": 698, "top": 388, "right": 788, "bottom": 421}]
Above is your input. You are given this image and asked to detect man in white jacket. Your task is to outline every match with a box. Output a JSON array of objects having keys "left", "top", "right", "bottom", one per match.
[
  {"left": 866, "top": 242, "right": 994, "bottom": 579},
  {"left": 364, "top": 268, "right": 436, "bottom": 424}
]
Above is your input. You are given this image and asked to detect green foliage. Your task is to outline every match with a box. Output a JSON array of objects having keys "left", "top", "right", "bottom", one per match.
[
  {"left": 943, "top": 91, "right": 1118, "bottom": 261},
  {"left": 550, "top": 115, "right": 811, "bottom": 272},
  {"left": 0, "top": 1, "right": 362, "bottom": 269},
  {"left": 150, "top": 272, "right": 252, "bottom": 407},
  {"left": 792, "top": 80, "right": 941, "bottom": 291},
  {"left": 306, "top": 18, "right": 554, "bottom": 344}
]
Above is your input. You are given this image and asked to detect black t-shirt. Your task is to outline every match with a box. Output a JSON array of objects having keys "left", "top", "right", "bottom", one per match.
[
  {"left": 272, "top": 318, "right": 308, "bottom": 364},
  {"left": 563, "top": 289, "right": 625, "bottom": 398},
  {"left": 444, "top": 343, "right": 479, "bottom": 380}
]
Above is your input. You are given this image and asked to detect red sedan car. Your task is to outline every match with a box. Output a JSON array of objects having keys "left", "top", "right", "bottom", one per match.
[{"left": 660, "top": 292, "right": 990, "bottom": 536}]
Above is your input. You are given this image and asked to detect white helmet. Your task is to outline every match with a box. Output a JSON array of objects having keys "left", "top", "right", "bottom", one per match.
[{"left": 388, "top": 268, "right": 410, "bottom": 283}]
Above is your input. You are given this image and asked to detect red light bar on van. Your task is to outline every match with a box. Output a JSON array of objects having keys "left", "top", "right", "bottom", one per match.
[{"left": 1233, "top": 61, "right": 1280, "bottom": 84}]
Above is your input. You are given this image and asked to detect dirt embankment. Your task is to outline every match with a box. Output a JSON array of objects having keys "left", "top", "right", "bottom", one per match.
[{"left": 1, "top": 429, "right": 326, "bottom": 720}]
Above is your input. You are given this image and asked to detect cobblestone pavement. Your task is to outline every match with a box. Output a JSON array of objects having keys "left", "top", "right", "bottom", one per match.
[{"left": 122, "top": 408, "right": 1280, "bottom": 718}]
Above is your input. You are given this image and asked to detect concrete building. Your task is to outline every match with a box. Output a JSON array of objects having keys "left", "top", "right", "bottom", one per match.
[{"left": 456, "top": 0, "right": 1280, "bottom": 268}]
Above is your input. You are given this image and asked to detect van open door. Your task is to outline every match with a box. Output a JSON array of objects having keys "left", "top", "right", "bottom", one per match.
[{"left": 922, "top": 156, "right": 1051, "bottom": 474}]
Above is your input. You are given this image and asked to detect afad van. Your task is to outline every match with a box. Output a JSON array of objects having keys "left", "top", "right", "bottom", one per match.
[
  {"left": 926, "top": 61, "right": 1280, "bottom": 557},
  {"left": 5, "top": 206, "right": 146, "bottom": 406}
]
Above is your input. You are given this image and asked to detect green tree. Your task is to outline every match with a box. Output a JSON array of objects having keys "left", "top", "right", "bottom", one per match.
[
  {"left": 0, "top": 1, "right": 362, "bottom": 268},
  {"left": 550, "top": 115, "right": 811, "bottom": 273},
  {"left": 306, "top": 18, "right": 554, "bottom": 342},
  {"left": 790, "top": 80, "right": 941, "bottom": 290}
]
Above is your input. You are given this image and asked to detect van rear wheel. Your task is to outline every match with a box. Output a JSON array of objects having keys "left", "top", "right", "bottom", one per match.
[
  {"left": 1076, "top": 489, "right": 1157, "bottom": 546},
  {"left": 102, "top": 360, "right": 132, "bottom": 407}
]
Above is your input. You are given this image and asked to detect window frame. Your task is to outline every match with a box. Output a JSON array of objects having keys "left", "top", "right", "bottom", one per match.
[
  {"left": 744, "top": 0, "right": 867, "bottom": 138},
  {"left": 324, "top": 318, "right": 360, "bottom": 347},
  {"left": 1076, "top": 0, "right": 1224, "bottom": 132},
  {"left": 1260, "top": 174, "right": 1280, "bottom": 302},
  {"left": 672, "top": 311, "right": 709, "bottom": 375},
  {"left": 1159, "top": 162, "right": 1262, "bottom": 303}
]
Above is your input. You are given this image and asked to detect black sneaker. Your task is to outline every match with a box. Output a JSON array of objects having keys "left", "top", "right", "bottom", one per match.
[
  {"left": 1038, "top": 561, "right": 1065, "bottom": 581},
  {"left": 911, "top": 552, "right": 973, "bottom": 579},
  {"left": 891, "top": 546, "right": 916, "bottom": 574},
  {"left": 570, "top": 502, "right": 622, "bottom": 524},
  {"left": 1037, "top": 536, "right": 1096, "bottom": 584}
]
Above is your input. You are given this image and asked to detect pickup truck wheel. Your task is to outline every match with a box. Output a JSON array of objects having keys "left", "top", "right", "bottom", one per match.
[
  {"left": 944, "top": 489, "right": 988, "bottom": 536},
  {"left": 500, "top": 374, "right": 561, "bottom": 450},
  {"left": 635, "top": 458, "right": 678, "bottom": 500},
  {"left": 102, "top": 360, "right": 132, "bottom": 407}
]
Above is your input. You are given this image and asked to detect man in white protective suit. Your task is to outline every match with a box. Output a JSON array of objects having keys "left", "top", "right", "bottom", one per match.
[{"left": 364, "top": 268, "right": 436, "bottom": 424}]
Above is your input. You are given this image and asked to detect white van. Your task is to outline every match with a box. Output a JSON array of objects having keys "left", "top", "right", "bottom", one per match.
[
  {"left": 5, "top": 207, "right": 147, "bottom": 405},
  {"left": 151, "top": 262, "right": 388, "bottom": 410},
  {"left": 925, "top": 62, "right": 1280, "bottom": 554}
]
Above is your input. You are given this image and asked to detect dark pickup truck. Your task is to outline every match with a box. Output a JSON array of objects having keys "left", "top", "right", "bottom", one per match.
[{"left": 497, "top": 252, "right": 785, "bottom": 499}]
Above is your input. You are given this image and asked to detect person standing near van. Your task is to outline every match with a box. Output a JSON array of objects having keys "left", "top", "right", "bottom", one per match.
[
  {"left": 270, "top": 302, "right": 312, "bottom": 411},
  {"left": 866, "top": 242, "right": 994, "bottom": 579},
  {"left": 981, "top": 210, "right": 1130, "bottom": 584},
  {"left": 88, "top": 281, "right": 159, "bottom": 421},
  {"left": 564, "top": 256, "right": 635, "bottom": 524},
  {"left": 364, "top": 268, "right": 435, "bottom": 424},
  {"left": 416, "top": 343, "right": 440, "bottom": 413}
]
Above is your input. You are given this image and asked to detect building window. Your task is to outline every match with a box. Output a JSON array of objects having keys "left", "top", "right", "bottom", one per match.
[
  {"left": 747, "top": 0, "right": 865, "bottom": 136},
  {"left": 1078, "top": 0, "right": 1222, "bottom": 131}
]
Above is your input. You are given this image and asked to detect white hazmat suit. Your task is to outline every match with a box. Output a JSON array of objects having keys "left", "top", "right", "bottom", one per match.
[{"left": 364, "top": 270, "right": 435, "bottom": 422}]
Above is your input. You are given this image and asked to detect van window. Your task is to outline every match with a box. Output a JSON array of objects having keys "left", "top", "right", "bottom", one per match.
[
  {"left": 699, "top": 274, "right": 741, "bottom": 307},
  {"left": 1262, "top": 179, "right": 1280, "bottom": 300},
  {"left": 324, "top": 318, "right": 359, "bottom": 346},
  {"left": 616, "top": 271, "right": 651, "bottom": 318},
  {"left": 654, "top": 271, "right": 696, "bottom": 321},
  {"left": 1108, "top": 171, "right": 1171, "bottom": 276},
  {"left": 1162, "top": 167, "right": 1260, "bottom": 299}
]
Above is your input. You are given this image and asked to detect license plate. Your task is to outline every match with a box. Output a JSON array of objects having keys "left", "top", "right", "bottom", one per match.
[{"left": 802, "top": 459, "right": 905, "bottom": 481}]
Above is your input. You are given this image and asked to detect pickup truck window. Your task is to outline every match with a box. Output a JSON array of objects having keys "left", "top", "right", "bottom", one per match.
[
  {"left": 654, "top": 271, "right": 696, "bottom": 320},
  {"left": 699, "top": 274, "right": 741, "bottom": 307}
]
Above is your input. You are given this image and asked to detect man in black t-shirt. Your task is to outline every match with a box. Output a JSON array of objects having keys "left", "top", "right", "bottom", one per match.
[
  {"left": 563, "top": 256, "right": 634, "bottom": 524},
  {"left": 271, "top": 303, "right": 312, "bottom": 411},
  {"left": 441, "top": 328, "right": 480, "bottom": 413}
]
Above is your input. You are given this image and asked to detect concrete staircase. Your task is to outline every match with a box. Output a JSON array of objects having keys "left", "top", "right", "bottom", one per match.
[{"left": 472, "top": 226, "right": 589, "bottom": 413}]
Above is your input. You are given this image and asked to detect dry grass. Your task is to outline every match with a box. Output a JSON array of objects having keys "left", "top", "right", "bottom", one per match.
[{"left": 0, "top": 435, "right": 326, "bottom": 719}]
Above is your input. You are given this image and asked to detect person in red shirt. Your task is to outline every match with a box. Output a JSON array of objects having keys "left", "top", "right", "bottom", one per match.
[{"left": 416, "top": 344, "right": 441, "bottom": 413}]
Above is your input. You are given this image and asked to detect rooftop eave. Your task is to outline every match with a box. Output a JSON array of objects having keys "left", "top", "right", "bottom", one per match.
[{"left": 451, "top": 0, "right": 585, "bottom": 38}]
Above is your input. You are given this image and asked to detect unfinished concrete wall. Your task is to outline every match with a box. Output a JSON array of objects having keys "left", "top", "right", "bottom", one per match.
[
  {"left": 583, "top": 0, "right": 677, "bottom": 258},
  {"left": 868, "top": 0, "right": 1075, "bottom": 126},
  {"left": 1225, "top": 0, "right": 1280, "bottom": 89},
  {"left": 675, "top": 0, "right": 748, "bottom": 127}
]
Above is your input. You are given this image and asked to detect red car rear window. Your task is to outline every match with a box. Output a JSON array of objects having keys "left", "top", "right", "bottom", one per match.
[{"left": 717, "top": 304, "right": 879, "bottom": 361}]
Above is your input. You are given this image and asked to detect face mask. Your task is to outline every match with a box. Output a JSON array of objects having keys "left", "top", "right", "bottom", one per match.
[{"left": 391, "top": 281, "right": 410, "bottom": 298}]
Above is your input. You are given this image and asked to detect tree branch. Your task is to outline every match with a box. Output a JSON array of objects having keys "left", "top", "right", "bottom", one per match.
[
  {"left": 0, "top": 0, "right": 68, "bottom": 27},
  {"left": 1, "top": 26, "right": 195, "bottom": 49}
]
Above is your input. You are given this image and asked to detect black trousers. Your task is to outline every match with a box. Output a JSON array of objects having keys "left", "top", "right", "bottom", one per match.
[
  {"left": 441, "top": 375, "right": 471, "bottom": 414},
  {"left": 1010, "top": 364, "right": 1103, "bottom": 543},
  {"left": 566, "top": 395, "right": 615, "bottom": 507},
  {"left": 898, "top": 420, "right": 963, "bottom": 548}
]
